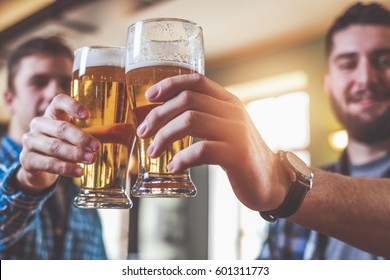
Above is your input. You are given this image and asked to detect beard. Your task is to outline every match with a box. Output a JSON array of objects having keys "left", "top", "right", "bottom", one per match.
[{"left": 329, "top": 93, "right": 390, "bottom": 144}]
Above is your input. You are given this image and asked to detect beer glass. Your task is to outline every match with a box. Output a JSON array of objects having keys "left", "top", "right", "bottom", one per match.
[
  {"left": 126, "top": 18, "right": 204, "bottom": 197},
  {"left": 72, "top": 46, "right": 135, "bottom": 208}
]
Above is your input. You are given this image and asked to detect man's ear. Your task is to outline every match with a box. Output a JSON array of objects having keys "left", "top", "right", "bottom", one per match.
[{"left": 4, "top": 88, "right": 16, "bottom": 113}]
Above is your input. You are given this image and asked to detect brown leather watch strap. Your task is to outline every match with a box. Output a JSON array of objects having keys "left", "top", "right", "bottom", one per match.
[{"left": 260, "top": 174, "right": 310, "bottom": 222}]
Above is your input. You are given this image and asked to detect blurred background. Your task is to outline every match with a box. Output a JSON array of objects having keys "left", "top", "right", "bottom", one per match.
[{"left": 1, "top": 0, "right": 389, "bottom": 260}]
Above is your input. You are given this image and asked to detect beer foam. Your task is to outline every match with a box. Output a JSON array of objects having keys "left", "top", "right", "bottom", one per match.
[
  {"left": 125, "top": 61, "right": 194, "bottom": 73},
  {"left": 73, "top": 46, "right": 125, "bottom": 72}
]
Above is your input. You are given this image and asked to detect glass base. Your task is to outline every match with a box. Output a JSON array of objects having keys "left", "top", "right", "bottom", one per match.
[
  {"left": 131, "top": 173, "right": 197, "bottom": 198},
  {"left": 74, "top": 188, "right": 133, "bottom": 209}
]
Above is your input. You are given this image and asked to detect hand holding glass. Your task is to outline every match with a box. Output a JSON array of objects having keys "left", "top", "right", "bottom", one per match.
[
  {"left": 72, "top": 46, "right": 135, "bottom": 208},
  {"left": 126, "top": 18, "right": 205, "bottom": 197}
]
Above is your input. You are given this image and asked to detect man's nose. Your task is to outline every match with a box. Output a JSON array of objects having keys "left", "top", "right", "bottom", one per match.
[
  {"left": 44, "top": 80, "right": 61, "bottom": 101},
  {"left": 354, "top": 59, "right": 379, "bottom": 87}
]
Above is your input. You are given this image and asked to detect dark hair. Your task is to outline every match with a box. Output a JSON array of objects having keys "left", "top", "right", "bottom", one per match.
[
  {"left": 7, "top": 37, "right": 73, "bottom": 91},
  {"left": 325, "top": 2, "right": 390, "bottom": 57}
]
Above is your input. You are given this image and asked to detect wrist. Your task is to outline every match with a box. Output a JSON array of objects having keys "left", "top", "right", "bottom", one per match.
[
  {"left": 260, "top": 151, "right": 313, "bottom": 222},
  {"left": 16, "top": 168, "right": 57, "bottom": 195},
  {"left": 266, "top": 152, "right": 291, "bottom": 209}
]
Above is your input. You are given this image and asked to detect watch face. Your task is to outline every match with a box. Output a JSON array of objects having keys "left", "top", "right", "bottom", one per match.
[{"left": 286, "top": 152, "right": 312, "bottom": 178}]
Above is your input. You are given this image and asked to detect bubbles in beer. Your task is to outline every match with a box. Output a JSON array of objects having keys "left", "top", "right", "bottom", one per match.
[
  {"left": 72, "top": 64, "right": 135, "bottom": 189},
  {"left": 126, "top": 63, "right": 194, "bottom": 177}
]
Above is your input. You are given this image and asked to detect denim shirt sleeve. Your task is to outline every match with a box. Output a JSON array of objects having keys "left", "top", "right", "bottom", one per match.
[{"left": 0, "top": 163, "right": 57, "bottom": 250}]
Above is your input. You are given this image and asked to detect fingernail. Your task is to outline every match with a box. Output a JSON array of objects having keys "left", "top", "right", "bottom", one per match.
[
  {"left": 145, "top": 85, "right": 158, "bottom": 101},
  {"left": 75, "top": 166, "right": 84, "bottom": 177},
  {"left": 147, "top": 141, "right": 155, "bottom": 156},
  {"left": 79, "top": 108, "right": 89, "bottom": 118},
  {"left": 137, "top": 121, "right": 147, "bottom": 137},
  {"left": 90, "top": 140, "right": 100, "bottom": 151},
  {"left": 84, "top": 152, "right": 95, "bottom": 163}
]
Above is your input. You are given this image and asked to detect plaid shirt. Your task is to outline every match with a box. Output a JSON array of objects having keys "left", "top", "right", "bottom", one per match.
[
  {"left": 259, "top": 219, "right": 311, "bottom": 259},
  {"left": 0, "top": 135, "right": 107, "bottom": 259}
]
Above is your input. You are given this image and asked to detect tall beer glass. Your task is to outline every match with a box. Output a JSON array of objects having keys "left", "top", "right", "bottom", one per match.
[
  {"left": 72, "top": 46, "right": 135, "bottom": 208},
  {"left": 126, "top": 18, "right": 204, "bottom": 197}
]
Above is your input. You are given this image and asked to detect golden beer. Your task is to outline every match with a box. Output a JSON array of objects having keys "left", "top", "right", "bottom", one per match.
[
  {"left": 126, "top": 18, "right": 204, "bottom": 197},
  {"left": 126, "top": 62, "right": 197, "bottom": 195},
  {"left": 72, "top": 47, "right": 135, "bottom": 208}
]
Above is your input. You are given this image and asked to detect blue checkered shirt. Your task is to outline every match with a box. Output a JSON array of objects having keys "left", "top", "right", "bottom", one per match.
[{"left": 0, "top": 135, "right": 107, "bottom": 259}]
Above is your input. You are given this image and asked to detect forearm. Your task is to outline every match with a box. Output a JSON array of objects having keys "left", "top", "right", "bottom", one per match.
[
  {"left": 289, "top": 168, "right": 390, "bottom": 258},
  {"left": 128, "top": 73, "right": 390, "bottom": 257}
]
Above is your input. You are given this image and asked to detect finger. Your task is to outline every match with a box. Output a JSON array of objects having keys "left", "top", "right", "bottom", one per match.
[
  {"left": 22, "top": 133, "right": 96, "bottom": 164},
  {"left": 137, "top": 89, "right": 243, "bottom": 138},
  {"left": 148, "top": 111, "right": 240, "bottom": 158},
  {"left": 166, "top": 140, "right": 233, "bottom": 173},
  {"left": 20, "top": 150, "right": 84, "bottom": 177},
  {"left": 44, "top": 93, "right": 89, "bottom": 121},
  {"left": 145, "top": 74, "right": 237, "bottom": 103},
  {"left": 29, "top": 118, "right": 100, "bottom": 151}
]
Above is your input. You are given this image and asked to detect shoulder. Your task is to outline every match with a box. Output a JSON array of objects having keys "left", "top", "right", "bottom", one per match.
[{"left": 319, "top": 162, "right": 338, "bottom": 172}]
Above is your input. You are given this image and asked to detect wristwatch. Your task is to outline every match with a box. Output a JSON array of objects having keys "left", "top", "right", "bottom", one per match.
[{"left": 260, "top": 151, "right": 313, "bottom": 222}]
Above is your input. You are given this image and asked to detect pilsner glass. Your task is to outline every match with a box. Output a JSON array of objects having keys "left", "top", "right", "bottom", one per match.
[
  {"left": 72, "top": 46, "right": 135, "bottom": 208},
  {"left": 126, "top": 18, "right": 204, "bottom": 197}
]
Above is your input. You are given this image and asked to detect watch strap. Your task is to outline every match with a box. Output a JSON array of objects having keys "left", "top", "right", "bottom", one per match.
[{"left": 260, "top": 175, "right": 310, "bottom": 223}]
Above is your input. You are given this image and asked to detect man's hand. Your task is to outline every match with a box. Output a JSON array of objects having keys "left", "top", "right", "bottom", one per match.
[
  {"left": 16, "top": 94, "right": 100, "bottom": 194},
  {"left": 136, "top": 74, "right": 286, "bottom": 211}
]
